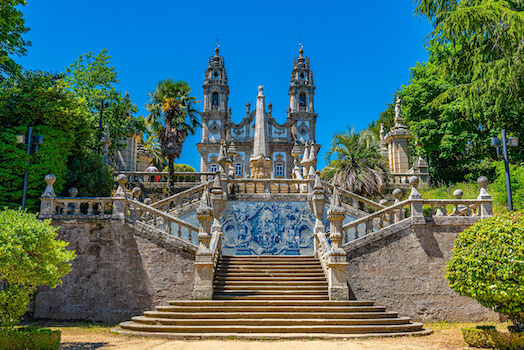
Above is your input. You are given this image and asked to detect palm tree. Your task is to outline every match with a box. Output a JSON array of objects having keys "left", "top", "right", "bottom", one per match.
[
  {"left": 145, "top": 79, "right": 200, "bottom": 195},
  {"left": 322, "top": 127, "right": 389, "bottom": 198}
]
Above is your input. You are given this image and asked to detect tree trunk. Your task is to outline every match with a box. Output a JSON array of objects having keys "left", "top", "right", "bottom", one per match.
[{"left": 168, "top": 155, "right": 175, "bottom": 196}]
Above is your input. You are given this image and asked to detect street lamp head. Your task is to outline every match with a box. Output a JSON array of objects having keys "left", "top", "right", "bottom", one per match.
[
  {"left": 508, "top": 137, "right": 519, "bottom": 147},
  {"left": 32, "top": 135, "right": 43, "bottom": 145},
  {"left": 491, "top": 137, "right": 501, "bottom": 147}
]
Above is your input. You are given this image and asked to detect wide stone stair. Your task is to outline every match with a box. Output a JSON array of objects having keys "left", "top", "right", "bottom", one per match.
[{"left": 118, "top": 255, "right": 429, "bottom": 338}]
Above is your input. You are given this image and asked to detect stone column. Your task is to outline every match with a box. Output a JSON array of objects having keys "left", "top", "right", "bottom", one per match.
[
  {"left": 409, "top": 176, "right": 425, "bottom": 238},
  {"left": 39, "top": 174, "right": 56, "bottom": 219},
  {"left": 392, "top": 188, "right": 402, "bottom": 222},
  {"left": 326, "top": 187, "right": 349, "bottom": 300},
  {"left": 194, "top": 187, "right": 215, "bottom": 300},
  {"left": 310, "top": 171, "right": 325, "bottom": 234},
  {"left": 477, "top": 176, "right": 493, "bottom": 218}
]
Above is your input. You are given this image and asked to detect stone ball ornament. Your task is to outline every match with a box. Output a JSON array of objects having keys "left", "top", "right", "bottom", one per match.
[
  {"left": 477, "top": 176, "right": 489, "bottom": 188},
  {"left": 409, "top": 176, "right": 419, "bottom": 187},
  {"left": 453, "top": 189, "right": 464, "bottom": 199},
  {"left": 132, "top": 187, "right": 142, "bottom": 198},
  {"left": 116, "top": 174, "right": 127, "bottom": 185},
  {"left": 392, "top": 188, "right": 403, "bottom": 199},
  {"left": 68, "top": 187, "right": 78, "bottom": 198},
  {"left": 45, "top": 174, "right": 56, "bottom": 186}
]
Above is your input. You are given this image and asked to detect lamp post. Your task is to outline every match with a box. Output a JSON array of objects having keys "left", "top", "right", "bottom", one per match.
[
  {"left": 98, "top": 100, "right": 109, "bottom": 154},
  {"left": 17, "top": 126, "right": 43, "bottom": 210},
  {"left": 491, "top": 129, "right": 519, "bottom": 211}
]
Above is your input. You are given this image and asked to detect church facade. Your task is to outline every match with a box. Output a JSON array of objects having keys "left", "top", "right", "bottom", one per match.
[{"left": 197, "top": 48, "right": 319, "bottom": 179}]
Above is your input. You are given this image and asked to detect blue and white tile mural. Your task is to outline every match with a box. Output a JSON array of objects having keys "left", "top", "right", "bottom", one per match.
[{"left": 175, "top": 201, "right": 356, "bottom": 256}]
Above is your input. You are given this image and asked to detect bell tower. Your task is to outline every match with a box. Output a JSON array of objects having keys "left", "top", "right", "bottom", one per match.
[{"left": 288, "top": 47, "right": 317, "bottom": 143}]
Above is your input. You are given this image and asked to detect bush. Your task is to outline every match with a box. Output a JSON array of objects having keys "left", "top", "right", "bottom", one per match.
[
  {"left": 0, "top": 209, "right": 76, "bottom": 329},
  {"left": 0, "top": 328, "right": 60, "bottom": 350},
  {"left": 446, "top": 211, "right": 524, "bottom": 332},
  {"left": 162, "top": 163, "right": 196, "bottom": 172},
  {"left": 462, "top": 327, "right": 524, "bottom": 349}
]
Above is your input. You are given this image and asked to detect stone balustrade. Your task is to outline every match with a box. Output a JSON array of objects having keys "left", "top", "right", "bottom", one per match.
[
  {"left": 226, "top": 178, "right": 310, "bottom": 195},
  {"left": 390, "top": 173, "right": 429, "bottom": 188},
  {"left": 40, "top": 197, "right": 126, "bottom": 219},
  {"left": 117, "top": 171, "right": 216, "bottom": 189},
  {"left": 150, "top": 180, "right": 214, "bottom": 212}
]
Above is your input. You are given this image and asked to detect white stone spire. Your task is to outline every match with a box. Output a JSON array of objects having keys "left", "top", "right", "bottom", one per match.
[
  {"left": 252, "top": 85, "right": 269, "bottom": 158},
  {"left": 249, "top": 86, "right": 272, "bottom": 179}
]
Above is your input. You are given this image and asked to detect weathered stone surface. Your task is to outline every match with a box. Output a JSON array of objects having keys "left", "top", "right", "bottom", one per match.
[
  {"left": 33, "top": 219, "right": 195, "bottom": 322},
  {"left": 346, "top": 217, "right": 498, "bottom": 322}
]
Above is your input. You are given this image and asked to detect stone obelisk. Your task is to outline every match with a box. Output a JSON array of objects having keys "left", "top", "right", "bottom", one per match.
[{"left": 250, "top": 86, "right": 272, "bottom": 179}]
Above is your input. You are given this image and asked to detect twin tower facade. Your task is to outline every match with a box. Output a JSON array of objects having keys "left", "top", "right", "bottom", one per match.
[{"left": 197, "top": 48, "right": 318, "bottom": 179}]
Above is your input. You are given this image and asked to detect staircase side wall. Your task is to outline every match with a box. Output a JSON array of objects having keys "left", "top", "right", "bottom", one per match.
[
  {"left": 346, "top": 217, "right": 499, "bottom": 323},
  {"left": 32, "top": 219, "right": 195, "bottom": 323}
]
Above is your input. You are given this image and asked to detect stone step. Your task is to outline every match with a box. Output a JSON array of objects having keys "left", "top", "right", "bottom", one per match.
[
  {"left": 158, "top": 305, "right": 386, "bottom": 313},
  {"left": 214, "top": 272, "right": 326, "bottom": 278},
  {"left": 143, "top": 311, "right": 400, "bottom": 319},
  {"left": 222, "top": 255, "right": 316, "bottom": 259},
  {"left": 212, "top": 295, "right": 330, "bottom": 300},
  {"left": 213, "top": 285, "right": 327, "bottom": 291},
  {"left": 215, "top": 276, "right": 327, "bottom": 282},
  {"left": 214, "top": 281, "right": 328, "bottom": 287},
  {"left": 218, "top": 260, "right": 320, "bottom": 265},
  {"left": 213, "top": 289, "right": 329, "bottom": 296},
  {"left": 216, "top": 264, "right": 323, "bottom": 270},
  {"left": 119, "top": 321, "right": 425, "bottom": 334},
  {"left": 131, "top": 316, "right": 412, "bottom": 326},
  {"left": 166, "top": 300, "right": 376, "bottom": 307}
]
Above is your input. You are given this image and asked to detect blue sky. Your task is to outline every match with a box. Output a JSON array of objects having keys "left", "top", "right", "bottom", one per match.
[{"left": 18, "top": 0, "right": 432, "bottom": 171}]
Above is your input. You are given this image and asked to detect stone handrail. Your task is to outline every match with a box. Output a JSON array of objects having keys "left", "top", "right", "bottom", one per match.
[
  {"left": 227, "top": 178, "right": 310, "bottom": 194},
  {"left": 126, "top": 198, "right": 199, "bottom": 243},
  {"left": 150, "top": 180, "right": 214, "bottom": 211},
  {"left": 342, "top": 199, "right": 410, "bottom": 241},
  {"left": 314, "top": 231, "right": 332, "bottom": 277},
  {"left": 390, "top": 173, "right": 428, "bottom": 187},
  {"left": 322, "top": 181, "right": 386, "bottom": 213}
]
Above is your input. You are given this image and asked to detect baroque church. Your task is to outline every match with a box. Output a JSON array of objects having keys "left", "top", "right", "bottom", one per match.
[{"left": 197, "top": 47, "right": 319, "bottom": 179}]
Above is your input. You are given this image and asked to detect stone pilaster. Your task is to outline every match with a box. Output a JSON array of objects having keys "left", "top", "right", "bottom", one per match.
[
  {"left": 194, "top": 187, "right": 215, "bottom": 300},
  {"left": 327, "top": 187, "right": 349, "bottom": 300}
]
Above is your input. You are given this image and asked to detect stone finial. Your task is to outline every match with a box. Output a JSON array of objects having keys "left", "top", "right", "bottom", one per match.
[
  {"left": 41, "top": 174, "right": 56, "bottom": 198},
  {"left": 453, "top": 189, "right": 463, "bottom": 200},
  {"left": 380, "top": 123, "right": 385, "bottom": 142},
  {"left": 301, "top": 142, "right": 310, "bottom": 166},
  {"left": 308, "top": 143, "right": 317, "bottom": 163},
  {"left": 379, "top": 199, "right": 388, "bottom": 206},
  {"left": 392, "top": 188, "right": 402, "bottom": 203},
  {"left": 257, "top": 85, "right": 264, "bottom": 96},
  {"left": 313, "top": 170, "right": 323, "bottom": 191},
  {"left": 132, "top": 187, "right": 142, "bottom": 200},
  {"left": 246, "top": 102, "right": 251, "bottom": 116},
  {"left": 144, "top": 198, "right": 152, "bottom": 205},
  {"left": 197, "top": 186, "right": 213, "bottom": 217},
  {"left": 477, "top": 176, "right": 493, "bottom": 217},
  {"left": 409, "top": 176, "right": 422, "bottom": 199},
  {"left": 328, "top": 186, "right": 344, "bottom": 215},
  {"left": 68, "top": 187, "right": 78, "bottom": 198},
  {"left": 115, "top": 174, "right": 127, "bottom": 198}
]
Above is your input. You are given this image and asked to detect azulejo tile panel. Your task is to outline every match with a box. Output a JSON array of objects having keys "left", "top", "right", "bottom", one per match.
[{"left": 220, "top": 201, "right": 320, "bottom": 256}]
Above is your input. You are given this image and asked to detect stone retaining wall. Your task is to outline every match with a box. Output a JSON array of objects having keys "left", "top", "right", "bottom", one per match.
[
  {"left": 33, "top": 219, "right": 195, "bottom": 322},
  {"left": 346, "top": 217, "right": 499, "bottom": 322}
]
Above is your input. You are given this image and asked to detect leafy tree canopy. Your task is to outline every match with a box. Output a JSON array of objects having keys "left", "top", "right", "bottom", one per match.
[
  {"left": 0, "top": 0, "right": 30, "bottom": 79},
  {"left": 0, "top": 209, "right": 75, "bottom": 329}
]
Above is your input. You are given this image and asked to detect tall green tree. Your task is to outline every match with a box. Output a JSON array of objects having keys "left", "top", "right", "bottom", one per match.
[
  {"left": 414, "top": 0, "right": 524, "bottom": 118},
  {"left": 0, "top": 0, "right": 30, "bottom": 79},
  {"left": 322, "top": 127, "right": 389, "bottom": 198},
  {"left": 145, "top": 79, "right": 200, "bottom": 195},
  {"left": 63, "top": 49, "right": 144, "bottom": 152}
]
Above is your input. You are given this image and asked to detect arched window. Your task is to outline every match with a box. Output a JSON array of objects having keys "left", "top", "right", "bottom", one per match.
[
  {"left": 299, "top": 93, "right": 306, "bottom": 110},
  {"left": 212, "top": 92, "right": 219, "bottom": 109}
]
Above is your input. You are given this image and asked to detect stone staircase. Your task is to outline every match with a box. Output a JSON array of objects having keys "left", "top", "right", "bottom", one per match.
[{"left": 118, "top": 255, "right": 429, "bottom": 338}]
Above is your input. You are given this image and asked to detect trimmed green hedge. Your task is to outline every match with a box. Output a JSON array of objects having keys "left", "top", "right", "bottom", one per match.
[
  {"left": 0, "top": 328, "right": 60, "bottom": 350},
  {"left": 463, "top": 327, "right": 524, "bottom": 349}
]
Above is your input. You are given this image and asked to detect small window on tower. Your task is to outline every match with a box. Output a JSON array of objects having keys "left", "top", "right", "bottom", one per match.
[
  {"left": 235, "top": 163, "right": 242, "bottom": 177},
  {"left": 213, "top": 70, "right": 219, "bottom": 78},
  {"left": 212, "top": 92, "right": 219, "bottom": 109},
  {"left": 276, "top": 163, "right": 284, "bottom": 177},
  {"left": 299, "top": 93, "right": 306, "bottom": 110}
]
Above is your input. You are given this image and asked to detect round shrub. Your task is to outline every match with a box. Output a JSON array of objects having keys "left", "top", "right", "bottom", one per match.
[
  {"left": 0, "top": 209, "right": 76, "bottom": 329},
  {"left": 446, "top": 211, "right": 524, "bottom": 331}
]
